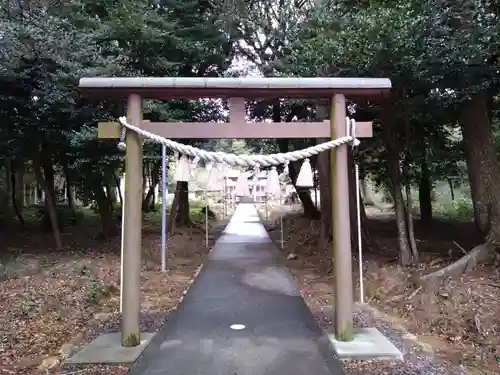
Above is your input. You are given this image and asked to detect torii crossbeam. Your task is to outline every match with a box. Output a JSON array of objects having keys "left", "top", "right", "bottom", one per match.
[
  {"left": 97, "top": 96, "right": 373, "bottom": 139},
  {"left": 79, "top": 76, "right": 391, "bottom": 348}
]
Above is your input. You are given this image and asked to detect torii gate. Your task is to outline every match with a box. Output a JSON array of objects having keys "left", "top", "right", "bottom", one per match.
[{"left": 79, "top": 77, "right": 391, "bottom": 347}]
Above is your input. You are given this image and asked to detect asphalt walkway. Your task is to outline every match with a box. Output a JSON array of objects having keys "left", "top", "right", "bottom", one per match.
[{"left": 129, "top": 203, "right": 345, "bottom": 375}]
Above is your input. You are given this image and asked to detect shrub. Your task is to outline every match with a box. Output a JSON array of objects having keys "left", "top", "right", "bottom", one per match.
[{"left": 33, "top": 205, "right": 84, "bottom": 232}]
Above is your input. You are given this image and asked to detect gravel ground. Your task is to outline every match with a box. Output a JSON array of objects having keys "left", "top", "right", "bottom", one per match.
[
  {"left": 262, "top": 213, "right": 470, "bottom": 375},
  {"left": 56, "top": 222, "right": 229, "bottom": 375},
  {"left": 57, "top": 215, "right": 469, "bottom": 375},
  {"left": 314, "top": 303, "right": 468, "bottom": 375},
  {"left": 58, "top": 311, "right": 170, "bottom": 375},
  {"left": 59, "top": 299, "right": 468, "bottom": 375}
]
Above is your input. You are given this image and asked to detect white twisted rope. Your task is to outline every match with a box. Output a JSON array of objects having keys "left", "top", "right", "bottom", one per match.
[{"left": 117, "top": 116, "right": 360, "bottom": 167}]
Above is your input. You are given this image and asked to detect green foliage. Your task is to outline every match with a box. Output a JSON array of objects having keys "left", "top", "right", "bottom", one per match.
[
  {"left": 369, "top": 179, "right": 474, "bottom": 222},
  {"left": 143, "top": 209, "right": 166, "bottom": 227},
  {"left": 415, "top": 182, "right": 474, "bottom": 222},
  {"left": 435, "top": 196, "right": 474, "bottom": 222},
  {"left": 122, "top": 331, "right": 141, "bottom": 347},
  {"left": 143, "top": 199, "right": 216, "bottom": 227},
  {"left": 229, "top": 140, "right": 251, "bottom": 155},
  {"left": 19, "top": 296, "right": 38, "bottom": 318},
  {"left": 0, "top": 262, "right": 18, "bottom": 280},
  {"left": 277, "top": 0, "right": 499, "bottom": 205},
  {"left": 0, "top": 0, "right": 497, "bottom": 240},
  {"left": 31, "top": 205, "right": 84, "bottom": 232},
  {"left": 188, "top": 199, "right": 216, "bottom": 224},
  {"left": 206, "top": 139, "right": 254, "bottom": 154},
  {"left": 75, "top": 263, "right": 91, "bottom": 276},
  {"left": 84, "top": 275, "right": 114, "bottom": 305},
  {"left": 0, "top": 0, "right": 236, "bottom": 237}
]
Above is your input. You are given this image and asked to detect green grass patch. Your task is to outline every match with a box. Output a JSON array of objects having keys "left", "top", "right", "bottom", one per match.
[
  {"left": 143, "top": 199, "right": 217, "bottom": 227},
  {"left": 419, "top": 184, "right": 473, "bottom": 222},
  {"left": 368, "top": 180, "right": 474, "bottom": 222}
]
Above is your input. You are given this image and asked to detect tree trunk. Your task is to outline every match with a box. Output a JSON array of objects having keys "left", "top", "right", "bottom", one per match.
[
  {"left": 143, "top": 163, "right": 160, "bottom": 211},
  {"left": 168, "top": 181, "right": 191, "bottom": 233},
  {"left": 316, "top": 101, "right": 333, "bottom": 243},
  {"left": 419, "top": 156, "right": 433, "bottom": 223},
  {"left": 168, "top": 186, "right": 178, "bottom": 233},
  {"left": 10, "top": 162, "right": 25, "bottom": 224},
  {"left": 14, "top": 164, "right": 24, "bottom": 211},
  {"left": 360, "top": 176, "right": 374, "bottom": 205},
  {"left": 447, "top": 179, "right": 455, "bottom": 201},
  {"left": 93, "top": 183, "right": 117, "bottom": 239},
  {"left": 114, "top": 172, "right": 123, "bottom": 205},
  {"left": 317, "top": 152, "right": 331, "bottom": 247},
  {"left": 105, "top": 174, "right": 117, "bottom": 207},
  {"left": 459, "top": 90, "right": 500, "bottom": 244},
  {"left": 66, "top": 182, "right": 76, "bottom": 212},
  {"left": 42, "top": 156, "right": 57, "bottom": 204},
  {"left": 317, "top": 148, "right": 332, "bottom": 241},
  {"left": 62, "top": 163, "right": 76, "bottom": 213},
  {"left": 176, "top": 181, "right": 190, "bottom": 225},
  {"left": 143, "top": 164, "right": 149, "bottom": 199},
  {"left": 393, "top": 183, "right": 412, "bottom": 265},
  {"left": 273, "top": 101, "right": 319, "bottom": 219},
  {"left": 401, "top": 103, "right": 419, "bottom": 262},
  {"left": 384, "top": 99, "right": 413, "bottom": 265},
  {"left": 313, "top": 160, "right": 319, "bottom": 208},
  {"left": 347, "top": 153, "right": 375, "bottom": 250},
  {"left": 359, "top": 194, "right": 373, "bottom": 242},
  {"left": 33, "top": 152, "right": 62, "bottom": 249},
  {"left": 405, "top": 182, "right": 419, "bottom": 262},
  {"left": 288, "top": 159, "right": 320, "bottom": 219},
  {"left": 0, "top": 161, "right": 12, "bottom": 214}
]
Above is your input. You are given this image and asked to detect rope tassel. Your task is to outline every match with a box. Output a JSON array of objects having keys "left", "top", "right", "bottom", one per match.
[
  {"left": 283, "top": 163, "right": 289, "bottom": 176},
  {"left": 117, "top": 124, "right": 127, "bottom": 151},
  {"left": 175, "top": 154, "right": 191, "bottom": 182},
  {"left": 235, "top": 171, "right": 250, "bottom": 197},
  {"left": 265, "top": 166, "right": 281, "bottom": 199},
  {"left": 296, "top": 158, "right": 314, "bottom": 188}
]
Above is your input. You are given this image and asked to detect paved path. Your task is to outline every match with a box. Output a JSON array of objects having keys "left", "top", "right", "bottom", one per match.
[{"left": 130, "top": 204, "right": 345, "bottom": 375}]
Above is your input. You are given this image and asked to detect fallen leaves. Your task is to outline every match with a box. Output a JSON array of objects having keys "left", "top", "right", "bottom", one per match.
[
  {"left": 1, "top": 224, "right": 213, "bottom": 375},
  {"left": 271, "top": 210, "right": 500, "bottom": 375}
]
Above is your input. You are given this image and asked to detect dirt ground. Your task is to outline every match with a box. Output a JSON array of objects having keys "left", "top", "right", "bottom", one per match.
[
  {"left": 264, "top": 205, "right": 500, "bottom": 375},
  {"left": 0, "top": 220, "right": 224, "bottom": 375},
  {"left": 4, "top": 202, "right": 499, "bottom": 374}
]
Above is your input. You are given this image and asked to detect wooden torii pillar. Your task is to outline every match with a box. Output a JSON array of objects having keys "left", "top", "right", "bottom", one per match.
[{"left": 79, "top": 77, "right": 391, "bottom": 347}]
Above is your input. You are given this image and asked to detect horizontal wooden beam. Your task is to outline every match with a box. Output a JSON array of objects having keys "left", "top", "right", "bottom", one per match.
[
  {"left": 80, "top": 77, "right": 392, "bottom": 100},
  {"left": 98, "top": 120, "right": 372, "bottom": 139},
  {"left": 82, "top": 77, "right": 392, "bottom": 90}
]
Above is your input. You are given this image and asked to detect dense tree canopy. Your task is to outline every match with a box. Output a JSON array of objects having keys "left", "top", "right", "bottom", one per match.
[
  {"left": 2, "top": 3, "right": 500, "bottom": 373},
  {"left": 0, "top": 0, "right": 498, "bottom": 266}
]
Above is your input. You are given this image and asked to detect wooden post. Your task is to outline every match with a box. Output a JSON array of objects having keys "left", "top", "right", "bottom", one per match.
[
  {"left": 330, "top": 94, "right": 353, "bottom": 341},
  {"left": 121, "top": 93, "right": 143, "bottom": 347}
]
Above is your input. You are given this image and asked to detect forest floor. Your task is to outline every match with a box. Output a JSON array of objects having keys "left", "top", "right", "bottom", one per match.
[
  {"left": 263, "top": 204, "right": 500, "bottom": 375},
  {"left": 0, "top": 213, "right": 226, "bottom": 375},
  {"left": 4, "top": 203, "right": 499, "bottom": 375}
]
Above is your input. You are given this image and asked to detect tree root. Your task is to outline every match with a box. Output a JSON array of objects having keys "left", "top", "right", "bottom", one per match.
[{"left": 421, "top": 242, "right": 495, "bottom": 282}]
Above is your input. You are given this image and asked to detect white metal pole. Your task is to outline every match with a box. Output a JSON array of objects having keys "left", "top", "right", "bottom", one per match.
[
  {"left": 280, "top": 196, "right": 284, "bottom": 249},
  {"left": 205, "top": 189, "right": 208, "bottom": 247},
  {"left": 120, "top": 174, "right": 125, "bottom": 313},
  {"left": 349, "top": 117, "right": 364, "bottom": 303},
  {"left": 161, "top": 144, "right": 167, "bottom": 272},
  {"left": 223, "top": 177, "right": 227, "bottom": 218},
  {"left": 355, "top": 163, "right": 363, "bottom": 303},
  {"left": 265, "top": 197, "right": 268, "bottom": 220}
]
